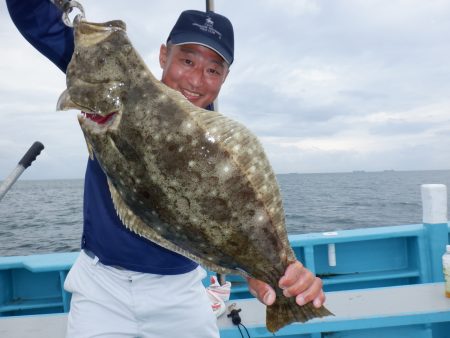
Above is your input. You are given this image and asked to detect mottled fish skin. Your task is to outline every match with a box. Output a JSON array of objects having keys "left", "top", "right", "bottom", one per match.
[{"left": 57, "top": 18, "right": 332, "bottom": 332}]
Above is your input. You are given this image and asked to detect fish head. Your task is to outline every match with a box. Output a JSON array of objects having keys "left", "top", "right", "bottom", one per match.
[
  {"left": 57, "top": 18, "right": 139, "bottom": 126},
  {"left": 57, "top": 18, "right": 143, "bottom": 159}
]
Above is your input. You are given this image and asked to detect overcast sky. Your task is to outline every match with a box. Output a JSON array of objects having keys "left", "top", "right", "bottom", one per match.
[{"left": 1, "top": 0, "right": 450, "bottom": 180}]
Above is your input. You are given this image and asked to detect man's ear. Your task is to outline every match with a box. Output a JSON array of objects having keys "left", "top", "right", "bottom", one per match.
[{"left": 159, "top": 44, "right": 168, "bottom": 69}]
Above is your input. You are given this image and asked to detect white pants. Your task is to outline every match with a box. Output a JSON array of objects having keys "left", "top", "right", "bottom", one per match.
[{"left": 64, "top": 250, "right": 219, "bottom": 338}]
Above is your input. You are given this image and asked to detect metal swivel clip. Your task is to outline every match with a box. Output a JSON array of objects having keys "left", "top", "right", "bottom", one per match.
[{"left": 51, "top": 0, "right": 86, "bottom": 27}]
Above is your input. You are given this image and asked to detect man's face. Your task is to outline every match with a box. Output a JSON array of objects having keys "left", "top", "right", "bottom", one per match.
[{"left": 159, "top": 43, "right": 229, "bottom": 109}]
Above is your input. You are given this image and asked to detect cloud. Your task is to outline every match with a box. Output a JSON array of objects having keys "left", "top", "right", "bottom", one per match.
[
  {"left": 263, "top": 0, "right": 321, "bottom": 17},
  {"left": 1, "top": 0, "right": 450, "bottom": 180}
]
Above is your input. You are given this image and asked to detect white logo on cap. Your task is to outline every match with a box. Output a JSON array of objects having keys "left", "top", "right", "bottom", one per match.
[{"left": 193, "top": 16, "right": 222, "bottom": 39}]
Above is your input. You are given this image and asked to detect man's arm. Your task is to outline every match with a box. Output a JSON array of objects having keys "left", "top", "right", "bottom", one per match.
[{"left": 6, "top": 0, "right": 74, "bottom": 72}]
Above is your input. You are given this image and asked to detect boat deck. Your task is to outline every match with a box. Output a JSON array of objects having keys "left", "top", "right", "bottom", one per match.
[
  {"left": 1, "top": 283, "right": 449, "bottom": 338},
  {"left": 219, "top": 282, "right": 450, "bottom": 337}
]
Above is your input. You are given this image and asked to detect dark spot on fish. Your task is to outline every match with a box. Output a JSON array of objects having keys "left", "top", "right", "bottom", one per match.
[
  {"left": 110, "top": 133, "right": 139, "bottom": 162},
  {"left": 225, "top": 176, "right": 242, "bottom": 190},
  {"left": 167, "top": 187, "right": 177, "bottom": 195},
  {"left": 121, "top": 95, "right": 128, "bottom": 104},
  {"left": 227, "top": 240, "right": 239, "bottom": 248},
  {"left": 261, "top": 226, "right": 283, "bottom": 252},
  {"left": 200, "top": 197, "right": 229, "bottom": 222},
  {"left": 158, "top": 143, "right": 193, "bottom": 175},
  {"left": 246, "top": 209, "right": 255, "bottom": 217},
  {"left": 240, "top": 188, "right": 255, "bottom": 201},
  {"left": 176, "top": 196, "right": 190, "bottom": 210},
  {"left": 188, "top": 171, "right": 202, "bottom": 183},
  {"left": 203, "top": 176, "right": 219, "bottom": 187},
  {"left": 140, "top": 190, "right": 150, "bottom": 199}
]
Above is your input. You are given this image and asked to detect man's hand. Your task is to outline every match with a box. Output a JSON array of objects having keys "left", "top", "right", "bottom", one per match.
[{"left": 247, "top": 261, "right": 325, "bottom": 308}]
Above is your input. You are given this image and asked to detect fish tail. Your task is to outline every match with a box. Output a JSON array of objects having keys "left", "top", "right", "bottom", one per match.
[{"left": 266, "top": 295, "right": 333, "bottom": 332}]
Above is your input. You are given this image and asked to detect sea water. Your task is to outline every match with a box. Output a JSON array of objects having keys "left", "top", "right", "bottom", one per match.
[{"left": 0, "top": 170, "right": 449, "bottom": 256}]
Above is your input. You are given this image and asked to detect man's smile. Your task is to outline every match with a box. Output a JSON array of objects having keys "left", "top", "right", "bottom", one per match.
[{"left": 181, "top": 88, "right": 201, "bottom": 100}]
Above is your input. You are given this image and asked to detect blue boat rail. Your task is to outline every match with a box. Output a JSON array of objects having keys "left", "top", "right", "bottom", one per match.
[{"left": 0, "top": 184, "right": 449, "bottom": 338}]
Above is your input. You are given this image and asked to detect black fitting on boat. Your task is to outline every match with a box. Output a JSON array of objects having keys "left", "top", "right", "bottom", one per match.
[{"left": 227, "top": 308, "right": 242, "bottom": 325}]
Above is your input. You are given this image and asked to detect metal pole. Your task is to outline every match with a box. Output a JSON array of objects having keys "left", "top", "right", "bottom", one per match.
[
  {"left": 206, "top": 0, "right": 214, "bottom": 12},
  {"left": 205, "top": 0, "right": 219, "bottom": 112},
  {"left": 0, "top": 141, "right": 44, "bottom": 202},
  {"left": 206, "top": 0, "right": 225, "bottom": 284}
]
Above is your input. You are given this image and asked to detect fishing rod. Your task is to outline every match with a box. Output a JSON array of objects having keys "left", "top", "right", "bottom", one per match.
[{"left": 0, "top": 141, "right": 45, "bottom": 202}]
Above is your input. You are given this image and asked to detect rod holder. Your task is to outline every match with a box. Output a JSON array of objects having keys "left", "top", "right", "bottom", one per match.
[
  {"left": 421, "top": 184, "right": 448, "bottom": 282},
  {"left": 422, "top": 184, "right": 447, "bottom": 224},
  {"left": 328, "top": 243, "right": 336, "bottom": 267}
]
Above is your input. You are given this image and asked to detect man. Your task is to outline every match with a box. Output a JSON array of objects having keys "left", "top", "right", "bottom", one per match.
[{"left": 7, "top": 1, "right": 325, "bottom": 337}]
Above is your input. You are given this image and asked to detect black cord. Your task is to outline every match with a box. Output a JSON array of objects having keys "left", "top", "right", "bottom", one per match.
[
  {"left": 237, "top": 324, "right": 244, "bottom": 338},
  {"left": 239, "top": 323, "right": 250, "bottom": 337},
  {"left": 235, "top": 323, "right": 251, "bottom": 338}
]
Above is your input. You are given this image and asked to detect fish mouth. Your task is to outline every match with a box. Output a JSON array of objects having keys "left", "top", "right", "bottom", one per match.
[
  {"left": 57, "top": 89, "right": 121, "bottom": 129},
  {"left": 77, "top": 110, "right": 120, "bottom": 132},
  {"left": 81, "top": 111, "right": 117, "bottom": 125}
]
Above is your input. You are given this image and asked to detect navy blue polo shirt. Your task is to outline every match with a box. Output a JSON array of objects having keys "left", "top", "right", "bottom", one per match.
[{"left": 7, "top": 0, "right": 199, "bottom": 274}]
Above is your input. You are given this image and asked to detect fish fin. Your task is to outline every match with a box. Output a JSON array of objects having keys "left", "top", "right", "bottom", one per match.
[
  {"left": 56, "top": 89, "right": 74, "bottom": 111},
  {"left": 266, "top": 296, "right": 333, "bottom": 332},
  {"left": 107, "top": 179, "right": 239, "bottom": 275},
  {"left": 86, "top": 140, "right": 94, "bottom": 160},
  {"left": 77, "top": 117, "right": 95, "bottom": 160}
]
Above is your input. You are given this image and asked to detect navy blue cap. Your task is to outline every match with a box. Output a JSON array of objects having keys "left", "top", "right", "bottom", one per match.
[{"left": 167, "top": 10, "right": 234, "bottom": 65}]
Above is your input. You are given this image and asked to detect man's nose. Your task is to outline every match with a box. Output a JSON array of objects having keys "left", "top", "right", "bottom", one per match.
[{"left": 188, "top": 67, "right": 204, "bottom": 88}]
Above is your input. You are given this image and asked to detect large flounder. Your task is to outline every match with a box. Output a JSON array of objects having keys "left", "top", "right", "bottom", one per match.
[{"left": 57, "top": 18, "right": 332, "bottom": 332}]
